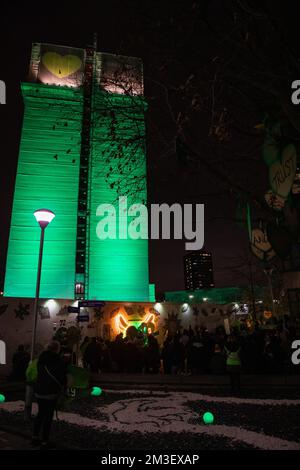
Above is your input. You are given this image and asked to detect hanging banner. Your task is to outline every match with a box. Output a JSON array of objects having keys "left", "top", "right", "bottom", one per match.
[
  {"left": 264, "top": 190, "right": 285, "bottom": 211},
  {"left": 269, "top": 144, "right": 297, "bottom": 199},
  {"left": 250, "top": 228, "right": 276, "bottom": 261},
  {"left": 96, "top": 52, "right": 143, "bottom": 95},
  {"left": 37, "top": 44, "right": 85, "bottom": 88}
]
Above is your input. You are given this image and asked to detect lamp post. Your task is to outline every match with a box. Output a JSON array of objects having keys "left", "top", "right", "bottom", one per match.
[
  {"left": 263, "top": 267, "right": 276, "bottom": 316},
  {"left": 24, "top": 209, "right": 55, "bottom": 419}
]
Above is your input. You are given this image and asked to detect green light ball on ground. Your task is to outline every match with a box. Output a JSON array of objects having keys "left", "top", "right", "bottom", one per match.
[
  {"left": 0, "top": 394, "right": 5, "bottom": 403},
  {"left": 91, "top": 386, "right": 102, "bottom": 397},
  {"left": 203, "top": 411, "right": 214, "bottom": 424}
]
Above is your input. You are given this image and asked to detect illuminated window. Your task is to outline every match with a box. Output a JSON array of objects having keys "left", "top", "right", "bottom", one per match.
[{"left": 75, "top": 282, "right": 84, "bottom": 294}]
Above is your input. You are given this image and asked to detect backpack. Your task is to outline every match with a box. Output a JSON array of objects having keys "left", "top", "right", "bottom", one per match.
[{"left": 25, "top": 358, "right": 38, "bottom": 383}]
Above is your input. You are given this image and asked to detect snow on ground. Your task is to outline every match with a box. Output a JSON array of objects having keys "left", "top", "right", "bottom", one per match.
[
  {"left": 104, "top": 389, "right": 300, "bottom": 406},
  {"left": 2, "top": 390, "right": 300, "bottom": 450}
]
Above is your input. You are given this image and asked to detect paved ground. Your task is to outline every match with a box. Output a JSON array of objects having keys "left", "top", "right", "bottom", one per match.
[
  {"left": 90, "top": 372, "right": 300, "bottom": 389},
  {"left": 0, "top": 430, "right": 34, "bottom": 450},
  {"left": 1, "top": 388, "right": 300, "bottom": 450},
  {"left": 2, "top": 372, "right": 300, "bottom": 388},
  {"left": 1, "top": 374, "right": 299, "bottom": 451}
]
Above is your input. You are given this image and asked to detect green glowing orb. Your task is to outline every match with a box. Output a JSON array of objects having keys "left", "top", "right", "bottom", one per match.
[
  {"left": 0, "top": 394, "right": 5, "bottom": 403},
  {"left": 203, "top": 411, "right": 214, "bottom": 424},
  {"left": 91, "top": 386, "right": 102, "bottom": 397}
]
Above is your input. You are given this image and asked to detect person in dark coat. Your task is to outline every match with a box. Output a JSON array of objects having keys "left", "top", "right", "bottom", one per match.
[
  {"left": 32, "top": 341, "right": 67, "bottom": 448},
  {"left": 11, "top": 344, "right": 30, "bottom": 381},
  {"left": 110, "top": 333, "right": 125, "bottom": 372},
  {"left": 144, "top": 334, "right": 160, "bottom": 373},
  {"left": 83, "top": 337, "right": 102, "bottom": 373},
  {"left": 189, "top": 333, "right": 205, "bottom": 374},
  {"left": 210, "top": 343, "right": 226, "bottom": 374},
  {"left": 171, "top": 334, "right": 185, "bottom": 374},
  {"left": 161, "top": 336, "right": 173, "bottom": 374}
]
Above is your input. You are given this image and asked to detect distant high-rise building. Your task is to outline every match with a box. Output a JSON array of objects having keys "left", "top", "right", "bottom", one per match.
[{"left": 184, "top": 251, "right": 214, "bottom": 290}]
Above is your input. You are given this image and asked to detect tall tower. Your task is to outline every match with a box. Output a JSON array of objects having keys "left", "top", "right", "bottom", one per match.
[
  {"left": 4, "top": 42, "right": 149, "bottom": 301},
  {"left": 184, "top": 251, "right": 214, "bottom": 290}
]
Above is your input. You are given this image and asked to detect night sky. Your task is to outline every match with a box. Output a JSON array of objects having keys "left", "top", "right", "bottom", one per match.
[{"left": 0, "top": 0, "right": 298, "bottom": 294}]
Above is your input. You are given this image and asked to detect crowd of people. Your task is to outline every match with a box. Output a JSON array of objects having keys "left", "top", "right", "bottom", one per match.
[
  {"left": 79, "top": 322, "right": 297, "bottom": 376},
  {"left": 11, "top": 322, "right": 297, "bottom": 384},
  {"left": 10, "top": 323, "right": 297, "bottom": 385}
]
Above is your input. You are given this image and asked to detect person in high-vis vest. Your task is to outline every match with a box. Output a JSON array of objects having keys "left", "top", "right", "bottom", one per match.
[{"left": 224, "top": 335, "right": 241, "bottom": 394}]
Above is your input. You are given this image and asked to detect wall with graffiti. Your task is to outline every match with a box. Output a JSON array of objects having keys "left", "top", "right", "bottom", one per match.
[{"left": 0, "top": 297, "right": 235, "bottom": 375}]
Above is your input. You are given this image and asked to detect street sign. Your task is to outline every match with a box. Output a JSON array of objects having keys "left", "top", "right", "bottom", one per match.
[
  {"left": 67, "top": 306, "right": 80, "bottom": 314},
  {"left": 77, "top": 314, "right": 90, "bottom": 323},
  {"left": 78, "top": 300, "right": 106, "bottom": 308}
]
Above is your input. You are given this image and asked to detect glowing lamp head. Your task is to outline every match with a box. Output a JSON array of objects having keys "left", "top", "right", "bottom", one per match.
[
  {"left": 203, "top": 411, "right": 214, "bottom": 424},
  {"left": 182, "top": 303, "right": 189, "bottom": 312},
  {"left": 34, "top": 209, "right": 55, "bottom": 228},
  {"left": 0, "top": 394, "right": 5, "bottom": 403}
]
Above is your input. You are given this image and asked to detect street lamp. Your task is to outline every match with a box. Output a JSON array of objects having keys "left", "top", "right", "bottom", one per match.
[
  {"left": 263, "top": 267, "right": 275, "bottom": 317},
  {"left": 25, "top": 209, "right": 55, "bottom": 418}
]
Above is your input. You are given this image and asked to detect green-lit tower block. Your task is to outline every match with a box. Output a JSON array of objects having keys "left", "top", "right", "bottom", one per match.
[
  {"left": 4, "top": 43, "right": 150, "bottom": 301},
  {"left": 4, "top": 83, "right": 83, "bottom": 298},
  {"left": 88, "top": 92, "right": 149, "bottom": 301}
]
